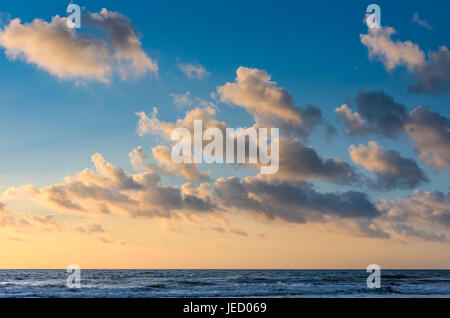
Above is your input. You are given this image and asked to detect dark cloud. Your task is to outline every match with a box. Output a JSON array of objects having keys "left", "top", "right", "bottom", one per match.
[
  {"left": 356, "top": 220, "right": 391, "bottom": 239},
  {"left": 78, "top": 223, "right": 105, "bottom": 234},
  {"left": 379, "top": 191, "right": 450, "bottom": 230},
  {"left": 98, "top": 236, "right": 115, "bottom": 244},
  {"left": 355, "top": 91, "right": 408, "bottom": 138},
  {"left": 405, "top": 107, "right": 450, "bottom": 169},
  {"left": 7, "top": 153, "right": 216, "bottom": 219},
  {"left": 393, "top": 224, "right": 447, "bottom": 243},
  {"left": 337, "top": 91, "right": 450, "bottom": 169},
  {"left": 408, "top": 46, "right": 450, "bottom": 95},
  {"left": 349, "top": 141, "right": 428, "bottom": 190},
  {"left": 275, "top": 138, "right": 360, "bottom": 184},
  {"left": 217, "top": 66, "right": 330, "bottom": 140},
  {"left": 360, "top": 27, "right": 449, "bottom": 95},
  {"left": 336, "top": 91, "right": 409, "bottom": 138},
  {"left": 214, "top": 176, "right": 381, "bottom": 224}
]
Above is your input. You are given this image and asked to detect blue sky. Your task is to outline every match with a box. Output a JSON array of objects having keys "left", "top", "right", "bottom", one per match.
[
  {"left": 0, "top": 0, "right": 450, "bottom": 269},
  {"left": 1, "top": 0, "right": 448, "bottom": 195}
]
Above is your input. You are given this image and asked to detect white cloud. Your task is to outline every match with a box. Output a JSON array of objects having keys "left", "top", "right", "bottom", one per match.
[
  {"left": 0, "top": 9, "right": 157, "bottom": 83},
  {"left": 129, "top": 145, "right": 210, "bottom": 181},
  {"left": 349, "top": 141, "right": 428, "bottom": 190},
  {"left": 412, "top": 12, "right": 433, "bottom": 30},
  {"left": 178, "top": 62, "right": 209, "bottom": 79},
  {"left": 360, "top": 27, "right": 425, "bottom": 71}
]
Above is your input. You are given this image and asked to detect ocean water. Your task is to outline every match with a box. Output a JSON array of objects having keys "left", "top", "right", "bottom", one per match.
[{"left": 0, "top": 269, "right": 449, "bottom": 298}]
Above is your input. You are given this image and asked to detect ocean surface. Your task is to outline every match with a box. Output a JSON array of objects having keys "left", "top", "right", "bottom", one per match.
[{"left": 0, "top": 269, "right": 449, "bottom": 298}]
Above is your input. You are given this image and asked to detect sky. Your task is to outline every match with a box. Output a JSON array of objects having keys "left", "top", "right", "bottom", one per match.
[{"left": 0, "top": 0, "right": 449, "bottom": 269}]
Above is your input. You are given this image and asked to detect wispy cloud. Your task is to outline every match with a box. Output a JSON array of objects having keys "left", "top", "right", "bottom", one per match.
[
  {"left": 78, "top": 222, "right": 105, "bottom": 234},
  {"left": 98, "top": 236, "right": 115, "bottom": 244},
  {"left": 178, "top": 62, "right": 209, "bottom": 79},
  {"left": 412, "top": 12, "right": 433, "bottom": 30}
]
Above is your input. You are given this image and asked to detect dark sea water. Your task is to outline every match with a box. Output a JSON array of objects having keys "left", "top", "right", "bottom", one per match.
[{"left": 0, "top": 270, "right": 449, "bottom": 298}]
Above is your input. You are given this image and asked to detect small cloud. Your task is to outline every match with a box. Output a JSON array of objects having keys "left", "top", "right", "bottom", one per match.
[
  {"left": 231, "top": 229, "right": 248, "bottom": 237},
  {"left": 98, "top": 236, "right": 114, "bottom": 244},
  {"left": 178, "top": 62, "right": 209, "bottom": 79},
  {"left": 212, "top": 227, "right": 226, "bottom": 233},
  {"left": 412, "top": 12, "right": 433, "bottom": 30},
  {"left": 170, "top": 91, "right": 217, "bottom": 109},
  {"left": 212, "top": 226, "right": 248, "bottom": 237},
  {"left": 78, "top": 222, "right": 105, "bottom": 234},
  {"left": 393, "top": 224, "right": 447, "bottom": 243},
  {"left": 171, "top": 91, "right": 194, "bottom": 108},
  {"left": 7, "top": 236, "right": 26, "bottom": 242}
]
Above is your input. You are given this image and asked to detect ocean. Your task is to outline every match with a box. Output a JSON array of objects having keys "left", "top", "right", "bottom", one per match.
[{"left": 0, "top": 269, "right": 449, "bottom": 298}]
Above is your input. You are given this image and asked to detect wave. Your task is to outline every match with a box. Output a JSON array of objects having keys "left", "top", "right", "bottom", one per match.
[{"left": 136, "top": 284, "right": 167, "bottom": 290}]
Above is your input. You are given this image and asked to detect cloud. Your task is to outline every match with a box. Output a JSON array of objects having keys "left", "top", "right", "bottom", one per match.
[
  {"left": 7, "top": 236, "right": 26, "bottom": 242},
  {"left": 0, "top": 201, "right": 61, "bottom": 231},
  {"left": 86, "top": 8, "right": 158, "bottom": 80},
  {"left": 0, "top": 8, "right": 157, "bottom": 83},
  {"left": 0, "top": 201, "right": 14, "bottom": 226},
  {"left": 412, "top": 12, "right": 433, "bottom": 30},
  {"left": 217, "top": 66, "right": 326, "bottom": 138},
  {"left": 98, "top": 236, "right": 115, "bottom": 244},
  {"left": 170, "top": 91, "right": 217, "bottom": 109},
  {"left": 19, "top": 214, "right": 60, "bottom": 229},
  {"left": 178, "top": 62, "right": 209, "bottom": 79},
  {"left": 336, "top": 91, "right": 408, "bottom": 138},
  {"left": 137, "top": 104, "right": 355, "bottom": 184},
  {"left": 393, "top": 224, "right": 447, "bottom": 243},
  {"left": 274, "top": 138, "right": 359, "bottom": 183},
  {"left": 354, "top": 219, "right": 391, "bottom": 239},
  {"left": 336, "top": 91, "right": 450, "bottom": 169},
  {"left": 136, "top": 106, "right": 227, "bottom": 139},
  {"left": 151, "top": 145, "right": 210, "bottom": 181},
  {"left": 361, "top": 27, "right": 450, "bottom": 95},
  {"left": 77, "top": 222, "right": 105, "bottom": 234},
  {"left": 408, "top": 46, "right": 450, "bottom": 95},
  {"left": 0, "top": 12, "right": 11, "bottom": 26},
  {"left": 4, "top": 153, "right": 216, "bottom": 218},
  {"left": 378, "top": 190, "right": 450, "bottom": 230},
  {"left": 129, "top": 145, "right": 210, "bottom": 181},
  {"left": 214, "top": 176, "right": 381, "bottom": 224},
  {"left": 3, "top": 149, "right": 380, "bottom": 238},
  {"left": 405, "top": 107, "right": 450, "bottom": 169},
  {"left": 361, "top": 27, "right": 425, "bottom": 72},
  {"left": 335, "top": 104, "right": 369, "bottom": 135},
  {"left": 349, "top": 141, "right": 428, "bottom": 190},
  {"left": 4, "top": 149, "right": 448, "bottom": 242},
  {"left": 171, "top": 91, "right": 194, "bottom": 108},
  {"left": 212, "top": 226, "right": 248, "bottom": 237},
  {"left": 138, "top": 67, "right": 348, "bottom": 183}
]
